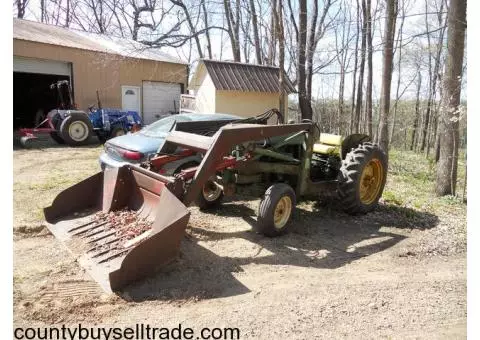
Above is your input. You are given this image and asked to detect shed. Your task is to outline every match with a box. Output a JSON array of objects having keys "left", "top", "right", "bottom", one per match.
[
  {"left": 13, "top": 18, "right": 188, "bottom": 127},
  {"left": 189, "top": 60, "right": 295, "bottom": 118}
]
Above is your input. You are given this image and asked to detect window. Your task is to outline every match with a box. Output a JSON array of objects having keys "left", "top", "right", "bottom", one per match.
[
  {"left": 125, "top": 89, "right": 135, "bottom": 95},
  {"left": 139, "top": 115, "right": 191, "bottom": 137}
]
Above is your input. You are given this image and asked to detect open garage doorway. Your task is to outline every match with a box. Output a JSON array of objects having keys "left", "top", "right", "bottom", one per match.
[
  {"left": 13, "top": 72, "right": 71, "bottom": 128},
  {"left": 13, "top": 56, "right": 72, "bottom": 129}
]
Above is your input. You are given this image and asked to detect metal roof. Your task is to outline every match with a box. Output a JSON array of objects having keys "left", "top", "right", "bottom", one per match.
[
  {"left": 202, "top": 59, "right": 296, "bottom": 93},
  {"left": 13, "top": 19, "right": 187, "bottom": 65}
]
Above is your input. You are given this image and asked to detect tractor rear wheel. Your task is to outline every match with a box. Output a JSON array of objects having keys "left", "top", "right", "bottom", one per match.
[
  {"left": 60, "top": 113, "right": 93, "bottom": 146},
  {"left": 337, "top": 142, "right": 387, "bottom": 214},
  {"left": 50, "top": 132, "right": 65, "bottom": 144},
  {"left": 255, "top": 183, "right": 296, "bottom": 237}
]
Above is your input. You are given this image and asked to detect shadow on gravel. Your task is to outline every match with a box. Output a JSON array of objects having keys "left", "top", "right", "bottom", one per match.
[
  {"left": 121, "top": 198, "right": 439, "bottom": 303},
  {"left": 13, "top": 133, "right": 101, "bottom": 150},
  {"left": 121, "top": 240, "right": 251, "bottom": 302}
]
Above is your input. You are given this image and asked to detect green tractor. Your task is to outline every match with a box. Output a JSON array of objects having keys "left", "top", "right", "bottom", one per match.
[{"left": 43, "top": 117, "right": 388, "bottom": 291}]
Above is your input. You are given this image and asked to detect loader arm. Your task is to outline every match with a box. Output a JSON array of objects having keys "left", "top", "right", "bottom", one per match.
[{"left": 158, "top": 123, "right": 313, "bottom": 206}]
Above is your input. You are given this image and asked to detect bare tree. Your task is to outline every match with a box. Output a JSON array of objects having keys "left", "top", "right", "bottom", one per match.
[
  {"left": 353, "top": 0, "right": 367, "bottom": 133},
  {"left": 334, "top": 0, "right": 352, "bottom": 134},
  {"left": 349, "top": 0, "right": 361, "bottom": 134},
  {"left": 267, "top": 1, "right": 277, "bottom": 65},
  {"left": 377, "top": 0, "right": 398, "bottom": 153},
  {"left": 224, "top": 0, "right": 241, "bottom": 61},
  {"left": 297, "top": 0, "right": 335, "bottom": 120},
  {"left": 435, "top": 0, "right": 466, "bottom": 196},
  {"left": 420, "top": 0, "right": 446, "bottom": 153},
  {"left": 15, "top": 0, "right": 29, "bottom": 18},
  {"left": 249, "top": 0, "right": 262, "bottom": 64},
  {"left": 411, "top": 70, "right": 422, "bottom": 150},
  {"left": 297, "top": 0, "right": 309, "bottom": 119},
  {"left": 365, "top": 0, "right": 373, "bottom": 136},
  {"left": 170, "top": 0, "right": 204, "bottom": 58},
  {"left": 389, "top": 0, "right": 407, "bottom": 144},
  {"left": 273, "top": 0, "right": 286, "bottom": 119},
  {"left": 201, "top": 0, "right": 212, "bottom": 59}
]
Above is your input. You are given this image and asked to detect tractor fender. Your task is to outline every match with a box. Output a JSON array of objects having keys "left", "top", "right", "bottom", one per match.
[{"left": 341, "top": 134, "right": 372, "bottom": 159}]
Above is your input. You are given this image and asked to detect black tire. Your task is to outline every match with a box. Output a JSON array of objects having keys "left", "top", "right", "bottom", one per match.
[
  {"left": 49, "top": 132, "right": 65, "bottom": 144},
  {"left": 59, "top": 113, "right": 93, "bottom": 146},
  {"left": 255, "top": 183, "right": 296, "bottom": 237},
  {"left": 174, "top": 162, "right": 223, "bottom": 210},
  {"left": 109, "top": 126, "right": 126, "bottom": 139},
  {"left": 196, "top": 178, "right": 224, "bottom": 210},
  {"left": 173, "top": 161, "right": 199, "bottom": 175},
  {"left": 337, "top": 142, "right": 387, "bottom": 214},
  {"left": 96, "top": 133, "right": 108, "bottom": 143}
]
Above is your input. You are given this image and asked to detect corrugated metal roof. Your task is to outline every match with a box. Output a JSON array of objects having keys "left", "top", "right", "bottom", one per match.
[
  {"left": 202, "top": 60, "right": 296, "bottom": 93},
  {"left": 13, "top": 18, "right": 187, "bottom": 65}
]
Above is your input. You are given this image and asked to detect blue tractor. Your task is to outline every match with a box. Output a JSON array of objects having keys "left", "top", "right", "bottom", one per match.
[{"left": 19, "top": 80, "right": 143, "bottom": 146}]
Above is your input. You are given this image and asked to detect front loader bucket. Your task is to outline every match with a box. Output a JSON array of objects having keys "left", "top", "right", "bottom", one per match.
[{"left": 44, "top": 165, "right": 190, "bottom": 292}]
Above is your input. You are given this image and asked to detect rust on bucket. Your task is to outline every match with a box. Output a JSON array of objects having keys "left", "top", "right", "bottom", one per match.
[{"left": 44, "top": 165, "right": 190, "bottom": 292}]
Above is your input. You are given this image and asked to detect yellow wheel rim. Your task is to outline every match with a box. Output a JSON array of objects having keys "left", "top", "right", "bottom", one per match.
[
  {"left": 359, "top": 158, "right": 384, "bottom": 205},
  {"left": 273, "top": 196, "right": 292, "bottom": 230}
]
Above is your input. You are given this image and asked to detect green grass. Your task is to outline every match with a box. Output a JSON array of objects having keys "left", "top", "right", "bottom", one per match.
[
  {"left": 385, "top": 149, "right": 466, "bottom": 214},
  {"left": 13, "top": 146, "right": 103, "bottom": 228}
]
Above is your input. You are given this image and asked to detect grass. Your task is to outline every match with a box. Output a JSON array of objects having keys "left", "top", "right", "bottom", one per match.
[
  {"left": 13, "top": 146, "right": 103, "bottom": 228},
  {"left": 385, "top": 149, "right": 466, "bottom": 215}
]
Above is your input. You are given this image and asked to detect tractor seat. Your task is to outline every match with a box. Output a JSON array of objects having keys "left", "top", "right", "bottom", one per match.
[{"left": 313, "top": 133, "right": 343, "bottom": 155}]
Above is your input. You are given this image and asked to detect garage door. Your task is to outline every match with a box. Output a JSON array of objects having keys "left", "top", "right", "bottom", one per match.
[
  {"left": 13, "top": 56, "right": 71, "bottom": 77},
  {"left": 142, "top": 81, "right": 181, "bottom": 124}
]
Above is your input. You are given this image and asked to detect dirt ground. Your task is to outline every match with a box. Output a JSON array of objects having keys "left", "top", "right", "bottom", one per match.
[{"left": 13, "top": 142, "right": 467, "bottom": 339}]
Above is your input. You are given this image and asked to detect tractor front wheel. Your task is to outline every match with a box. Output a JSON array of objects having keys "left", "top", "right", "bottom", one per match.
[
  {"left": 109, "top": 126, "right": 126, "bottom": 139},
  {"left": 196, "top": 178, "right": 224, "bottom": 210},
  {"left": 337, "top": 142, "right": 387, "bottom": 214},
  {"left": 255, "top": 183, "right": 296, "bottom": 237},
  {"left": 60, "top": 113, "right": 93, "bottom": 146}
]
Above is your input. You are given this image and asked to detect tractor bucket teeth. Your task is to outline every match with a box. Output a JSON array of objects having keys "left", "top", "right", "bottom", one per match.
[
  {"left": 71, "top": 221, "right": 109, "bottom": 236},
  {"left": 43, "top": 165, "right": 190, "bottom": 293}
]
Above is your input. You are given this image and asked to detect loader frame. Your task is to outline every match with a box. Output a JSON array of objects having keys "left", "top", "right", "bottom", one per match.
[
  {"left": 152, "top": 121, "right": 340, "bottom": 206},
  {"left": 43, "top": 120, "right": 381, "bottom": 292}
]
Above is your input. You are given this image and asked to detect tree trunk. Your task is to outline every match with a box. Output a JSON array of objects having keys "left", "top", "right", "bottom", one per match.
[
  {"left": 377, "top": 0, "right": 397, "bottom": 153},
  {"left": 297, "top": 0, "right": 311, "bottom": 120},
  {"left": 201, "top": 0, "right": 213, "bottom": 59},
  {"left": 421, "top": 0, "right": 446, "bottom": 153},
  {"left": 435, "top": 0, "right": 466, "bottom": 196},
  {"left": 249, "top": 0, "right": 262, "bottom": 64},
  {"left": 267, "top": 3, "right": 277, "bottom": 65},
  {"left": 17, "top": 0, "right": 27, "bottom": 18},
  {"left": 354, "top": 0, "right": 367, "bottom": 134},
  {"left": 275, "top": 0, "right": 286, "bottom": 120},
  {"left": 365, "top": 0, "right": 373, "bottom": 136},
  {"left": 389, "top": 1, "right": 405, "bottom": 145},
  {"left": 336, "top": 1, "right": 351, "bottom": 134},
  {"left": 224, "top": 0, "right": 241, "bottom": 61},
  {"left": 350, "top": 0, "right": 361, "bottom": 134},
  {"left": 41, "top": 0, "right": 45, "bottom": 22},
  {"left": 426, "top": 0, "right": 447, "bottom": 157},
  {"left": 305, "top": 0, "right": 318, "bottom": 105},
  {"left": 411, "top": 72, "right": 422, "bottom": 151}
]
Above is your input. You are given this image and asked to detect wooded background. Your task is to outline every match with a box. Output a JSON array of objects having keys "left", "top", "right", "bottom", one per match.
[{"left": 13, "top": 0, "right": 467, "bottom": 196}]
